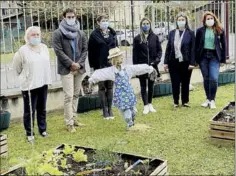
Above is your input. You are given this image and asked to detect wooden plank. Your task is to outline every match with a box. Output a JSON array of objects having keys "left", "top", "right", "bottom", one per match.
[
  {"left": 210, "top": 124, "right": 235, "bottom": 132},
  {"left": 210, "top": 120, "right": 235, "bottom": 127},
  {"left": 0, "top": 139, "right": 7, "bottom": 145},
  {"left": 0, "top": 144, "right": 8, "bottom": 155},
  {"left": 150, "top": 160, "right": 167, "bottom": 175},
  {"left": 209, "top": 129, "right": 235, "bottom": 140},
  {"left": 0, "top": 135, "right": 7, "bottom": 141},
  {"left": 209, "top": 137, "right": 235, "bottom": 146},
  {"left": 158, "top": 166, "right": 168, "bottom": 175}
]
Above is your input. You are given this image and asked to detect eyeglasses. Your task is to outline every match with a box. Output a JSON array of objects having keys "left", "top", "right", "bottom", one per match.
[{"left": 66, "top": 16, "right": 75, "bottom": 19}]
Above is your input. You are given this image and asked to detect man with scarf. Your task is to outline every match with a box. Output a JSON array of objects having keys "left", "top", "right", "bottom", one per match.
[{"left": 53, "top": 8, "right": 87, "bottom": 133}]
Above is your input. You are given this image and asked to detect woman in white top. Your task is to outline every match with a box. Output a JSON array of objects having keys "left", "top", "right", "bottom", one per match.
[{"left": 13, "top": 26, "right": 52, "bottom": 143}]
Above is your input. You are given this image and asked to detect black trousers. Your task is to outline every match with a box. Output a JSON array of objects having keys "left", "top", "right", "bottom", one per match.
[
  {"left": 139, "top": 74, "right": 155, "bottom": 106},
  {"left": 98, "top": 80, "right": 114, "bottom": 117},
  {"left": 22, "top": 85, "right": 48, "bottom": 136},
  {"left": 168, "top": 60, "right": 192, "bottom": 105}
]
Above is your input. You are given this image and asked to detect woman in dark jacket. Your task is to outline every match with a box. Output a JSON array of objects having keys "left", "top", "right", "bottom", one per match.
[
  {"left": 88, "top": 13, "right": 118, "bottom": 119},
  {"left": 133, "top": 17, "right": 162, "bottom": 115},
  {"left": 164, "top": 12, "right": 195, "bottom": 108},
  {"left": 195, "top": 11, "right": 226, "bottom": 109}
]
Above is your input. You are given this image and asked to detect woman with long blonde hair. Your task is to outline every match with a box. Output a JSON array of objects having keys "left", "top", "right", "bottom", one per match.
[{"left": 195, "top": 11, "right": 226, "bottom": 109}]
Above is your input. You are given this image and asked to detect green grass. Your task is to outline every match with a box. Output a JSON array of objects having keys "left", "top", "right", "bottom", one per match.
[
  {"left": 0, "top": 84, "right": 234, "bottom": 175},
  {"left": 0, "top": 48, "right": 56, "bottom": 64}
]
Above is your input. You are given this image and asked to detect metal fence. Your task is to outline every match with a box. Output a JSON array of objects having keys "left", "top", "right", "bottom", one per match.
[{"left": 0, "top": 1, "right": 235, "bottom": 93}]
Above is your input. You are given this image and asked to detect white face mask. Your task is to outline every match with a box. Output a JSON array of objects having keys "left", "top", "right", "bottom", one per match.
[
  {"left": 66, "top": 18, "right": 76, "bottom": 26},
  {"left": 206, "top": 19, "right": 214, "bottom": 27}
]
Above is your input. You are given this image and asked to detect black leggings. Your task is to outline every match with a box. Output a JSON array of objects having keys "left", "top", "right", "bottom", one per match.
[
  {"left": 139, "top": 75, "right": 155, "bottom": 106},
  {"left": 98, "top": 80, "right": 113, "bottom": 117}
]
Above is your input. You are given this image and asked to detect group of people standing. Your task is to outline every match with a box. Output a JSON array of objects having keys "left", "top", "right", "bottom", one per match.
[{"left": 12, "top": 8, "right": 226, "bottom": 142}]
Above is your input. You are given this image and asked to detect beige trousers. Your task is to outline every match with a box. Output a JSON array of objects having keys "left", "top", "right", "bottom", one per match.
[{"left": 61, "top": 71, "right": 83, "bottom": 126}]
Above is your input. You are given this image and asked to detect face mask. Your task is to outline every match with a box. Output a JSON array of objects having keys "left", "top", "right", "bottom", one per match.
[
  {"left": 177, "top": 21, "right": 186, "bottom": 28},
  {"left": 141, "top": 25, "right": 150, "bottom": 32},
  {"left": 206, "top": 19, "right": 214, "bottom": 27},
  {"left": 66, "top": 18, "right": 76, "bottom": 26},
  {"left": 100, "top": 22, "right": 109, "bottom": 30},
  {"left": 30, "top": 38, "right": 41, "bottom": 45}
]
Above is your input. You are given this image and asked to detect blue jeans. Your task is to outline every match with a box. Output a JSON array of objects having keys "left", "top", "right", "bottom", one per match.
[
  {"left": 200, "top": 50, "right": 220, "bottom": 101},
  {"left": 120, "top": 107, "right": 137, "bottom": 129}
]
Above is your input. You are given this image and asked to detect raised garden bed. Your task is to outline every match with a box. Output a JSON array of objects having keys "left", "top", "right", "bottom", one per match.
[
  {"left": 0, "top": 134, "right": 8, "bottom": 157},
  {"left": 3, "top": 144, "right": 168, "bottom": 176},
  {"left": 209, "top": 101, "right": 235, "bottom": 142},
  {"left": 218, "top": 70, "right": 235, "bottom": 86},
  {"left": 153, "top": 80, "right": 172, "bottom": 97}
]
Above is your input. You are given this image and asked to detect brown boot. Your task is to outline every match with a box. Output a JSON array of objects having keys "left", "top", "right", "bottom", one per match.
[
  {"left": 74, "top": 120, "right": 86, "bottom": 127},
  {"left": 67, "top": 125, "right": 76, "bottom": 133}
]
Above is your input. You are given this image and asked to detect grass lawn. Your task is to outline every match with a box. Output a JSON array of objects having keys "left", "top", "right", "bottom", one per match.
[{"left": 0, "top": 84, "right": 234, "bottom": 175}]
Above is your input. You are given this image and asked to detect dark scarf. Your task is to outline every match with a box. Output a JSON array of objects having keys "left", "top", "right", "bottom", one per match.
[{"left": 59, "top": 19, "right": 80, "bottom": 39}]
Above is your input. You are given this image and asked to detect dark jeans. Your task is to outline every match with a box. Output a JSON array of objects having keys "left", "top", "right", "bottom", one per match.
[
  {"left": 169, "top": 60, "right": 192, "bottom": 105},
  {"left": 200, "top": 50, "right": 220, "bottom": 101},
  {"left": 98, "top": 80, "right": 114, "bottom": 117},
  {"left": 22, "top": 85, "right": 48, "bottom": 136},
  {"left": 139, "top": 74, "right": 154, "bottom": 105}
]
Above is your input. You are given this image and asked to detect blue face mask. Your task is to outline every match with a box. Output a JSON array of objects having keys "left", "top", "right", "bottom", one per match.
[
  {"left": 141, "top": 25, "right": 150, "bottom": 32},
  {"left": 30, "top": 38, "right": 41, "bottom": 45},
  {"left": 100, "top": 22, "right": 109, "bottom": 30},
  {"left": 177, "top": 21, "right": 186, "bottom": 28}
]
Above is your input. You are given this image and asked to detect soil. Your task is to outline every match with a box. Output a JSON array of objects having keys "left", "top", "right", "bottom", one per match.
[
  {"left": 215, "top": 103, "right": 235, "bottom": 123},
  {"left": 58, "top": 148, "right": 156, "bottom": 176},
  {"left": 7, "top": 146, "right": 159, "bottom": 176}
]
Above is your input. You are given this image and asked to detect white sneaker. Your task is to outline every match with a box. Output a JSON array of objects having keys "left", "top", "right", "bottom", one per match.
[
  {"left": 143, "top": 105, "right": 150, "bottom": 114},
  {"left": 108, "top": 116, "right": 115, "bottom": 120},
  {"left": 27, "top": 136, "right": 35, "bottom": 143},
  {"left": 201, "top": 99, "right": 210, "bottom": 107},
  {"left": 210, "top": 100, "right": 216, "bottom": 109},
  {"left": 148, "top": 104, "right": 156, "bottom": 112}
]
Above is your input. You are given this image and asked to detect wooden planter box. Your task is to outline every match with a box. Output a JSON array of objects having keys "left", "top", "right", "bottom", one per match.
[
  {"left": 3, "top": 144, "right": 168, "bottom": 176},
  {"left": 218, "top": 71, "right": 235, "bottom": 85},
  {"left": 77, "top": 94, "right": 101, "bottom": 113},
  {"left": 0, "top": 134, "right": 8, "bottom": 157},
  {"left": 209, "top": 102, "right": 235, "bottom": 142},
  {"left": 153, "top": 81, "right": 172, "bottom": 97},
  {"left": 0, "top": 111, "right": 11, "bottom": 131}
]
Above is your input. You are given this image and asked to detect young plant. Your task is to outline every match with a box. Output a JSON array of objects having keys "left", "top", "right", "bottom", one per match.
[
  {"left": 93, "top": 148, "right": 120, "bottom": 166},
  {"left": 72, "top": 149, "right": 88, "bottom": 163},
  {"left": 62, "top": 144, "right": 75, "bottom": 155}
]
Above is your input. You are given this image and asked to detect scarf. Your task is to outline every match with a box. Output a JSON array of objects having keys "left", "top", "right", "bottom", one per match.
[
  {"left": 59, "top": 19, "right": 80, "bottom": 39},
  {"left": 174, "top": 29, "right": 185, "bottom": 62}
]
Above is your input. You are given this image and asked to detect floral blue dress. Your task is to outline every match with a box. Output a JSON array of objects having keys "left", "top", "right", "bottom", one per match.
[{"left": 113, "top": 69, "right": 136, "bottom": 110}]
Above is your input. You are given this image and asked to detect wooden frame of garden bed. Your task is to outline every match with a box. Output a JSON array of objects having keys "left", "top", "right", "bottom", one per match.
[
  {"left": 55, "top": 144, "right": 168, "bottom": 176},
  {"left": 209, "top": 102, "right": 235, "bottom": 142},
  {"left": 0, "top": 134, "right": 8, "bottom": 157},
  {"left": 1, "top": 144, "right": 168, "bottom": 176}
]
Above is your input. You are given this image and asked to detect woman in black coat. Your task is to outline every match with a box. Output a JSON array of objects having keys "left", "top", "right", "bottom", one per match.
[
  {"left": 195, "top": 11, "right": 226, "bottom": 109},
  {"left": 164, "top": 12, "right": 195, "bottom": 108},
  {"left": 133, "top": 17, "right": 162, "bottom": 115},
  {"left": 88, "top": 13, "right": 118, "bottom": 119}
]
